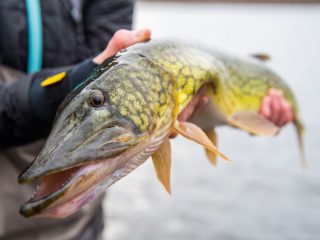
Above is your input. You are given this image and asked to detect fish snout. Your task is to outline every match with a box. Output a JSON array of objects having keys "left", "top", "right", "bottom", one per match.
[{"left": 18, "top": 116, "right": 140, "bottom": 184}]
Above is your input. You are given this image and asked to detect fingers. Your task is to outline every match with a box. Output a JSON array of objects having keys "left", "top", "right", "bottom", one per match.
[
  {"left": 106, "top": 28, "right": 151, "bottom": 56},
  {"left": 93, "top": 28, "right": 151, "bottom": 64},
  {"left": 269, "top": 89, "right": 282, "bottom": 124},
  {"left": 260, "top": 95, "right": 271, "bottom": 118},
  {"left": 260, "top": 89, "right": 293, "bottom": 127},
  {"left": 278, "top": 100, "right": 293, "bottom": 126}
]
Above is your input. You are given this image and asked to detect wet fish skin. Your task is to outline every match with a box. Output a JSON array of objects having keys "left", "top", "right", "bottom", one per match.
[{"left": 18, "top": 39, "right": 303, "bottom": 218}]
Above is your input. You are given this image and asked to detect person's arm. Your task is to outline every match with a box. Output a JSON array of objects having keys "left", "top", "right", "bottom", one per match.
[
  {"left": 0, "top": 57, "right": 104, "bottom": 148},
  {"left": 0, "top": 29, "right": 151, "bottom": 148}
]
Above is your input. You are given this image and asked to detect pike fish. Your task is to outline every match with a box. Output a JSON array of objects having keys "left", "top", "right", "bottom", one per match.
[{"left": 18, "top": 40, "right": 304, "bottom": 218}]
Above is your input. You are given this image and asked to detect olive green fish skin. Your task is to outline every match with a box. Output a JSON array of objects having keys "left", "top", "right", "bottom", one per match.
[
  {"left": 109, "top": 40, "right": 300, "bottom": 124},
  {"left": 20, "top": 39, "right": 302, "bottom": 182},
  {"left": 96, "top": 41, "right": 217, "bottom": 132},
  {"left": 214, "top": 56, "right": 298, "bottom": 116},
  {"left": 18, "top": 39, "right": 303, "bottom": 218}
]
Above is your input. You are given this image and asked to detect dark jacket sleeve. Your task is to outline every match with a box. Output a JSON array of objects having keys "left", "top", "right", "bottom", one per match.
[
  {"left": 0, "top": 59, "right": 97, "bottom": 148},
  {"left": 0, "top": 0, "right": 134, "bottom": 148},
  {"left": 77, "top": 0, "right": 134, "bottom": 60}
]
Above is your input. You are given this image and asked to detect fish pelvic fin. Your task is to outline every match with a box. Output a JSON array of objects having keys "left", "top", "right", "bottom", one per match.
[
  {"left": 228, "top": 111, "right": 279, "bottom": 137},
  {"left": 174, "top": 121, "right": 229, "bottom": 161},
  {"left": 204, "top": 128, "right": 218, "bottom": 166},
  {"left": 293, "top": 118, "right": 306, "bottom": 168},
  {"left": 152, "top": 138, "right": 172, "bottom": 194}
]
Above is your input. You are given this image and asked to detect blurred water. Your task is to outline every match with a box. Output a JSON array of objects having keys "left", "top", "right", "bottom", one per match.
[{"left": 103, "top": 2, "right": 320, "bottom": 240}]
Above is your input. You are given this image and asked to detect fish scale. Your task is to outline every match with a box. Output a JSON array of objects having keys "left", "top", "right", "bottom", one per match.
[
  {"left": 18, "top": 39, "right": 303, "bottom": 218},
  {"left": 111, "top": 40, "right": 298, "bottom": 123},
  {"left": 89, "top": 40, "right": 303, "bottom": 158}
]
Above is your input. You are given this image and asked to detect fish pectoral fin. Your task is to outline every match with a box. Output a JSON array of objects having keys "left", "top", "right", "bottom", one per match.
[
  {"left": 174, "top": 121, "right": 229, "bottom": 161},
  {"left": 204, "top": 128, "right": 218, "bottom": 166},
  {"left": 152, "top": 138, "right": 172, "bottom": 194},
  {"left": 228, "top": 111, "right": 279, "bottom": 137}
]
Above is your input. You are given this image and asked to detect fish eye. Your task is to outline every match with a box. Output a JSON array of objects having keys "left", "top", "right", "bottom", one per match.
[{"left": 88, "top": 90, "right": 105, "bottom": 107}]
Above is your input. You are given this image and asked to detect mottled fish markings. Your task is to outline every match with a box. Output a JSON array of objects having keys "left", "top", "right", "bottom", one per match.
[{"left": 18, "top": 39, "right": 303, "bottom": 219}]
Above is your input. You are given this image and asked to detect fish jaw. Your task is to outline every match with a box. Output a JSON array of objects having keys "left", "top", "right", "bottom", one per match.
[
  {"left": 18, "top": 109, "right": 169, "bottom": 218},
  {"left": 19, "top": 136, "right": 159, "bottom": 218},
  {"left": 17, "top": 117, "right": 151, "bottom": 218}
]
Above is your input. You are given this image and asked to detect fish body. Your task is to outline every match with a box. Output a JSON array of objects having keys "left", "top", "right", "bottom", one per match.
[{"left": 18, "top": 40, "right": 303, "bottom": 218}]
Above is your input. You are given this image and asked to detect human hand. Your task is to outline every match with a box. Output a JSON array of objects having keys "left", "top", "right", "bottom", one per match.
[
  {"left": 93, "top": 28, "right": 151, "bottom": 65},
  {"left": 259, "top": 88, "right": 293, "bottom": 127}
]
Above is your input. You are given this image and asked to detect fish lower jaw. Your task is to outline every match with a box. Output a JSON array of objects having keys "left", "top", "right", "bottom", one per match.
[
  {"left": 28, "top": 183, "right": 101, "bottom": 219},
  {"left": 20, "top": 160, "right": 109, "bottom": 218},
  {"left": 20, "top": 135, "right": 166, "bottom": 219}
]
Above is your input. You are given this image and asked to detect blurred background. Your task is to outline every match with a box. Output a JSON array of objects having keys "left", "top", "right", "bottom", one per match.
[{"left": 103, "top": 1, "right": 320, "bottom": 239}]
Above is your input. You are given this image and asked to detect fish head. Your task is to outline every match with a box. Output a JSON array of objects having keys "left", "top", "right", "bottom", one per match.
[{"left": 18, "top": 65, "right": 157, "bottom": 218}]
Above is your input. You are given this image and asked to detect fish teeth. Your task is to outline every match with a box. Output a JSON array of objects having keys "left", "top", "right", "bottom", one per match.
[{"left": 29, "top": 183, "right": 40, "bottom": 201}]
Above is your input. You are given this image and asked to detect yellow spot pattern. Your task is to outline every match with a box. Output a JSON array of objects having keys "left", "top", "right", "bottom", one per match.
[{"left": 93, "top": 40, "right": 300, "bottom": 136}]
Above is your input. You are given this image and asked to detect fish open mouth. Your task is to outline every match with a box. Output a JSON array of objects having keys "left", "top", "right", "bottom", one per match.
[
  {"left": 28, "top": 165, "right": 83, "bottom": 203},
  {"left": 19, "top": 140, "right": 152, "bottom": 219},
  {"left": 18, "top": 121, "right": 151, "bottom": 218},
  {"left": 20, "top": 160, "right": 111, "bottom": 218}
]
